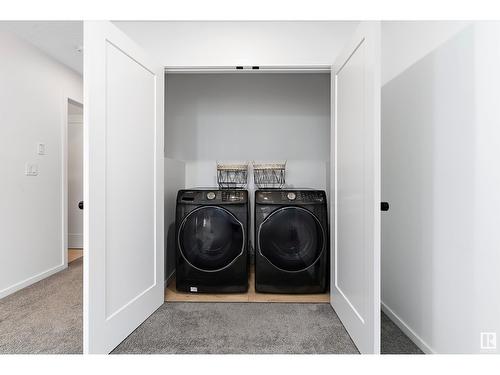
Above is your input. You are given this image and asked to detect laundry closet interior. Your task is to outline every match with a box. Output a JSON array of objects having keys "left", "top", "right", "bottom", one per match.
[{"left": 163, "top": 68, "right": 332, "bottom": 303}]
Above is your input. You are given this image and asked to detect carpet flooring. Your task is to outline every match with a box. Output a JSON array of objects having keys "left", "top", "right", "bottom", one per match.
[
  {"left": 112, "top": 303, "right": 424, "bottom": 354},
  {"left": 113, "top": 302, "right": 359, "bottom": 354},
  {"left": 0, "top": 258, "right": 422, "bottom": 354},
  {"left": 381, "top": 311, "right": 423, "bottom": 354},
  {"left": 0, "top": 258, "right": 82, "bottom": 354}
]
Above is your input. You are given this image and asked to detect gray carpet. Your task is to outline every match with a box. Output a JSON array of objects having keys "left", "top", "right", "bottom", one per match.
[
  {"left": 381, "top": 311, "right": 423, "bottom": 354},
  {"left": 113, "top": 304, "right": 425, "bottom": 354},
  {"left": 0, "top": 258, "right": 422, "bottom": 354},
  {"left": 0, "top": 258, "right": 82, "bottom": 354},
  {"left": 113, "top": 302, "right": 359, "bottom": 354}
]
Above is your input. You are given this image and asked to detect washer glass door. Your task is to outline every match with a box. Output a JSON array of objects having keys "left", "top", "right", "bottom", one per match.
[
  {"left": 258, "top": 207, "right": 324, "bottom": 272},
  {"left": 179, "top": 206, "right": 244, "bottom": 271}
]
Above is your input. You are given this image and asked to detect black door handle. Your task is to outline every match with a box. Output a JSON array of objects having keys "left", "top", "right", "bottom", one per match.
[
  {"left": 381, "top": 202, "right": 389, "bottom": 212},
  {"left": 78, "top": 201, "right": 84, "bottom": 210}
]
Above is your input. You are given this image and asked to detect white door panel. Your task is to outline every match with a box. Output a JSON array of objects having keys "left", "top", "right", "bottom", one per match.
[
  {"left": 331, "top": 21, "right": 381, "bottom": 354},
  {"left": 84, "top": 21, "right": 164, "bottom": 354},
  {"left": 337, "top": 40, "right": 367, "bottom": 323},
  {"left": 105, "top": 43, "right": 156, "bottom": 317}
]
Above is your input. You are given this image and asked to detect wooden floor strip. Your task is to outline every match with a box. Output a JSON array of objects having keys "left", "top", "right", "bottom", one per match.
[
  {"left": 164, "top": 268, "right": 329, "bottom": 303},
  {"left": 68, "top": 248, "right": 83, "bottom": 263}
]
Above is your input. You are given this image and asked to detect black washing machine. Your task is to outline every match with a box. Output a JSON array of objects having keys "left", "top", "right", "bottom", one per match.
[
  {"left": 176, "top": 189, "right": 249, "bottom": 293},
  {"left": 255, "top": 189, "right": 328, "bottom": 294}
]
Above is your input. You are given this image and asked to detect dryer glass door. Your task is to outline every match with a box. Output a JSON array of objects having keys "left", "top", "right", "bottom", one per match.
[
  {"left": 258, "top": 207, "right": 325, "bottom": 272},
  {"left": 179, "top": 206, "right": 244, "bottom": 272}
]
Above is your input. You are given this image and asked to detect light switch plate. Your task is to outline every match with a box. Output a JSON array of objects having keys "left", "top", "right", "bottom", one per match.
[
  {"left": 25, "top": 162, "right": 39, "bottom": 176},
  {"left": 37, "top": 143, "right": 46, "bottom": 155}
]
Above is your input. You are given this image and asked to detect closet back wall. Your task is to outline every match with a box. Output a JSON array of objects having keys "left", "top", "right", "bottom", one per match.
[{"left": 165, "top": 73, "right": 331, "bottom": 189}]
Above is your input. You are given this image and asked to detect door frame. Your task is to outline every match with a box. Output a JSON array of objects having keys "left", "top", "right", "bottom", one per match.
[
  {"left": 163, "top": 64, "right": 335, "bottom": 276},
  {"left": 62, "top": 97, "right": 84, "bottom": 269}
]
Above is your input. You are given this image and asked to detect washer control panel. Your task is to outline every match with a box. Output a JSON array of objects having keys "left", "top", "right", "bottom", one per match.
[
  {"left": 178, "top": 189, "right": 248, "bottom": 204},
  {"left": 256, "top": 190, "right": 326, "bottom": 205}
]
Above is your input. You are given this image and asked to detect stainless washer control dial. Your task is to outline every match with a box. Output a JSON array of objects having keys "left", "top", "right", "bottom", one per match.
[
  {"left": 206, "top": 191, "right": 216, "bottom": 200},
  {"left": 287, "top": 192, "right": 296, "bottom": 201}
]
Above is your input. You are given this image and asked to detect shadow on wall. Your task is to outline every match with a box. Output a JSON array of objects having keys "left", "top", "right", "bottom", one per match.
[
  {"left": 381, "top": 25, "right": 476, "bottom": 353},
  {"left": 166, "top": 222, "right": 176, "bottom": 281}
]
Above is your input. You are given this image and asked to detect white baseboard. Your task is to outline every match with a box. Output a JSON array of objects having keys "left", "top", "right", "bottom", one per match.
[
  {"left": 68, "top": 233, "right": 83, "bottom": 248},
  {"left": 381, "top": 301, "right": 435, "bottom": 354},
  {"left": 0, "top": 263, "right": 67, "bottom": 300}
]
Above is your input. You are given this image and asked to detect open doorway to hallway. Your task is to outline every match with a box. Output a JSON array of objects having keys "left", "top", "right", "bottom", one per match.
[{"left": 67, "top": 99, "right": 83, "bottom": 264}]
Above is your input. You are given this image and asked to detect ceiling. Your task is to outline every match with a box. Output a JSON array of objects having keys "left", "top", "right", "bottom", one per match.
[
  {"left": 114, "top": 21, "right": 359, "bottom": 67},
  {"left": 0, "top": 21, "right": 83, "bottom": 74},
  {"left": 0, "top": 21, "right": 358, "bottom": 75}
]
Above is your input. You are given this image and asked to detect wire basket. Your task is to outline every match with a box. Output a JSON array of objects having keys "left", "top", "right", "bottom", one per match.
[
  {"left": 217, "top": 163, "right": 249, "bottom": 189},
  {"left": 252, "top": 161, "right": 286, "bottom": 189}
]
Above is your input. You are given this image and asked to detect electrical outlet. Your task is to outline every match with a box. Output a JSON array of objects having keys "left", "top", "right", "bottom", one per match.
[{"left": 25, "top": 162, "right": 39, "bottom": 176}]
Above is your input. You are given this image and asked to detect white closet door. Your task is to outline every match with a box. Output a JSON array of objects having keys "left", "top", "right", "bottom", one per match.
[
  {"left": 330, "top": 21, "right": 381, "bottom": 354},
  {"left": 83, "top": 21, "right": 164, "bottom": 354}
]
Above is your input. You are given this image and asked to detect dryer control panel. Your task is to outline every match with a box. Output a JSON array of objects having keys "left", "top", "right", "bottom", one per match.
[{"left": 255, "top": 190, "right": 326, "bottom": 205}]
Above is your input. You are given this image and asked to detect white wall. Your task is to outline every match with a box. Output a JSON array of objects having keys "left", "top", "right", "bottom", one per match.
[
  {"left": 164, "top": 158, "right": 185, "bottom": 280},
  {"left": 0, "top": 32, "right": 83, "bottom": 299},
  {"left": 68, "top": 108, "right": 83, "bottom": 248},
  {"left": 472, "top": 22, "right": 500, "bottom": 355},
  {"left": 381, "top": 22, "right": 500, "bottom": 353},
  {"left": 166, "top": 73, "right": 330, "bottom": 183},
  {"left": 115, "top": 21, "right": 358, "bottom": 67},
  {"left": 381, "top": 21, "right": 470, "bottom": 85}
]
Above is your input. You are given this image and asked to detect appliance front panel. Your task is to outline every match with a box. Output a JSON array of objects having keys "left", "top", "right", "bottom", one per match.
[{"left": 178, "top": 206, "right": 245, "bottom": 272}]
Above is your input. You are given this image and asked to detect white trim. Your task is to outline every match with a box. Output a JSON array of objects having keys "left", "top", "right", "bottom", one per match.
[
  {"left": 381, "top": 301, "right": 435, "bottom": 354},
  {"left": 68, "top": 114, "right": 83, "bottom": 124},
  {"left": 61, "top": 96, "right": 69, "bottom": 269},
  {"left": 165, "top": 65, "right": 331, "bottom": 74},
  {"left": 330, "top": 61, "right": 336, "bottom": 311},
  {"left": 69, "top": 233, "right": 84, "bottom": 248},
  {"left": 0, "top": 263, "right": 66, "bottom": 299},
  {"left": 63, "top": 97, "right": 84, "bottom": 271}
]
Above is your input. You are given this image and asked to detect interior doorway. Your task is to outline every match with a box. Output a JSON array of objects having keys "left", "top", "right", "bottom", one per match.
[{"left": 67, "top": 99, "right": 84, "bottom": 263}]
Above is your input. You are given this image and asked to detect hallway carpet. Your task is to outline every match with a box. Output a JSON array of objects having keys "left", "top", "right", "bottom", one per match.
[
  {"left": 381, "top": 311, "right": 423, "bottom": 354},
  {"left": 0, "top": 258, "right": 82, "bottom": 354},
  {"left": 113, "top": 302, "right": 359, "bottom": 354}
]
